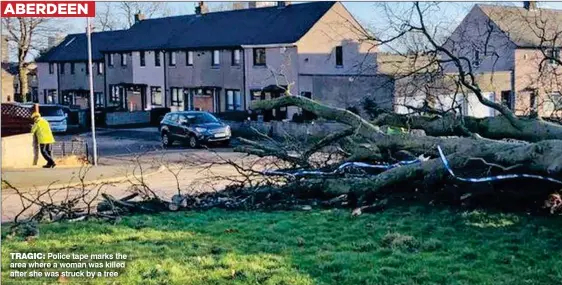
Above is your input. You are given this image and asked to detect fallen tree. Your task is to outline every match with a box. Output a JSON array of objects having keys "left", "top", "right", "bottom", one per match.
[{"left": 239, "top": 96, "right": 562, "bottom": 210}]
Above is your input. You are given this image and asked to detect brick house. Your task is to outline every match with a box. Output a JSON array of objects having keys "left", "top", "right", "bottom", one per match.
[
  {"left": 440, "top": 1, "right": 562, "bottom": 118},
  {"left": 37, "top": 1, "right": 392, "bottom": 122}
]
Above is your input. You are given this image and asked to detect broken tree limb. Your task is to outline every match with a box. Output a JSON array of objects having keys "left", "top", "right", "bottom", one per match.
[{"left": 372, "top": 112, "right": 562, "bottom": 142}]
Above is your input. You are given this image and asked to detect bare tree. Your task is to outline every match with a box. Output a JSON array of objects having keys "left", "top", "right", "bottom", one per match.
[
  {"left": 2, "top": 18, "right": 62, "bottom": 102},
  {"left": 93, "top": 2, "right": 171, "bottom": 31}
]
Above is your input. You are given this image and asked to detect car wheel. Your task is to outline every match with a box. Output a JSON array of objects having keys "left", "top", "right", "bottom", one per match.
[
  {"left": 161, "top": 132, "right": 173, "bottom": 147},
  {"left": 188, "top": 135, "right": 199, "bottom": 148}
]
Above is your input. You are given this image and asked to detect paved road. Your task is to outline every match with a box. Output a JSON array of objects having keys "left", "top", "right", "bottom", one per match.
[
  {"left": 2, "top": 127, "right": 257, "bottom": 222},
  {"left": 56, "top": 127, "right": 163, "bottom": 157}
]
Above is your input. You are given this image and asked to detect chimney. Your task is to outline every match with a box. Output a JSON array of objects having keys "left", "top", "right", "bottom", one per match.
[
  {"left": 248, "top": 2, "right": 277, "bottom": 9},
  {"left": 195, "top": 1, "right": 208, "bottom": 15},
  {"left": 134, "top": 12, "right": 145, "bottom": 24},
  {"left": 1, "top": 35, "right": 8, "bottom": 63},
  {"left": 523, "top": 1, "right": 537, "bottom": 10},
  {"left": 277, "top": 1, "right": 289, "bottom": 8}
]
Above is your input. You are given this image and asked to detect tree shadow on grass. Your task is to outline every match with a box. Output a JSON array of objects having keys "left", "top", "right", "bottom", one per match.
[{"left": 3, "top": 205, "right": 562, "bottom": 285}]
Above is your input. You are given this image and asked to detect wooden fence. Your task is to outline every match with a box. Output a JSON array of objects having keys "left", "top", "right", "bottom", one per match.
[{"left": 1, "top": 103, "right": 33, "bottom": 137}]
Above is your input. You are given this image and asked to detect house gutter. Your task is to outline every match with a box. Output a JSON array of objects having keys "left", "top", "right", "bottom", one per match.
[{"left": 241, "top": 43, "right": 296, "bottom": 48}]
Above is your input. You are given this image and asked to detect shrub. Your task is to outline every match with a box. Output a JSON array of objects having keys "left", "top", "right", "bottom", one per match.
[
  {"left": 380, "top": 233, "right": 420, "bottom": 252},
  {"left": 215, "top": 111, "right": 250, "bottom": 122}
]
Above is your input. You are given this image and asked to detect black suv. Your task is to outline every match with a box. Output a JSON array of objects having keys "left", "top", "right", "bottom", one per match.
[{"left": 159, "top": 111, "right": 231, "bottom": 148}]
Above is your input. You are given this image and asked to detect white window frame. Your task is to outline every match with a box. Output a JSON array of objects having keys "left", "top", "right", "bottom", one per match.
[
  {"left": 97, "top": 62, "right": 104, "bottom": 74},
  {"left": 108, "top": 54, "right": 114, "bottom": 66},
  {"left": 170, "top": 51, "right": 177, "bottom": 66},
  {"left": 212, "top": 50, "right": 220, "bottom": 66},
  {"left": 232, "top": 50, "right": 241, "bottom": 66},
  {"left": 186, "top": 51, "right": 193, "bottom": 66},
  {"left": 121, "top": 53, "right": 128, "bottom": 66}
]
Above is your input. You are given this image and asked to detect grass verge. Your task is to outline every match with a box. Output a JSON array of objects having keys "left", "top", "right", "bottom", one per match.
[{"left": 2, "top": 205, "right": 562, "bottom": 285}]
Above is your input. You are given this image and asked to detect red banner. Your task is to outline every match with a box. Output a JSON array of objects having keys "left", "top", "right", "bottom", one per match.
[{"left": 1, "top": 1, "right": 95, "bottom": 17}]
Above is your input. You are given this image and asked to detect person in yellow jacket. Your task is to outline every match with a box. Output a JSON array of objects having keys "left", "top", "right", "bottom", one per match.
[{"left": 31, "top": 112, "right": 56, "bottom": 168}]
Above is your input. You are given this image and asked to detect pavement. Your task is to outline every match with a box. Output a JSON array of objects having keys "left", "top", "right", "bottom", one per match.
[{"left": 2, "top": 163, "right": 164, "bottom": 192}]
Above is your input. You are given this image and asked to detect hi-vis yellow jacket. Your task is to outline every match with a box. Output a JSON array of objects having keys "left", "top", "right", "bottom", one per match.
[{"left": 31, "top": 117, "right": 55, "bottom": 144}]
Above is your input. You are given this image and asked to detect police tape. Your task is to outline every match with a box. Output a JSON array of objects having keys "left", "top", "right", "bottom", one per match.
[
  {"left": 261, "top": 156, "right": 427, "bottom": 178},
  {"left": 262, "top": 146, "right": 562, "bottom": 185},
  {"left": 436, "top": 145, "right": 562, "bottom": 185}
]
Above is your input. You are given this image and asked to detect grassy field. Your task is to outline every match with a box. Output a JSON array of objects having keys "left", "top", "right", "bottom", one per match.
[{"left": 2, "top": 205, "right": 562, "bottom": 285}]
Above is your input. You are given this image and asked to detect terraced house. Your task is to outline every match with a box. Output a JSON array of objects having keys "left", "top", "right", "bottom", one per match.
[{"left": 37, "top": 1, "right": 388, "bottom": 123}]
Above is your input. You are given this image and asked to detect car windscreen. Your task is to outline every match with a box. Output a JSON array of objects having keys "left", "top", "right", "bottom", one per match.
[
  {"left": 39, "top": 107, "right": 65, "bottom": 117},
  {"left": 187, "top": 113, "right": 219, "bottom": 124}
]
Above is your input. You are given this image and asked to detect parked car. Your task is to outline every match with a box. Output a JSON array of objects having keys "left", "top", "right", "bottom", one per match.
[
  {"left": 159, "top": 111, "right": 231, "bottom": 148},
  {"left": 19, "top": 103, "right": 68, "bottom": 133}
]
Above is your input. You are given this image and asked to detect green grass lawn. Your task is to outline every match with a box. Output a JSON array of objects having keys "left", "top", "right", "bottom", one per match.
[{"left": 2, "top": 206, "right": 562, "bottom": 285}]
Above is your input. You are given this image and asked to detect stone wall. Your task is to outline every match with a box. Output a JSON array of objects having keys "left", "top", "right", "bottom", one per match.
[
  {"left": 2, "top": 133, "right": 47, "bottom": 168},
  {"left": 105, "top": 111, "right": 150, "bottom": 126}
]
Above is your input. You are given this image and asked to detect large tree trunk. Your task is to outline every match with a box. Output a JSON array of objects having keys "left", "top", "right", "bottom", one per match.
[
  {"left": 18, "top": 66, "right": 29, "bottom": 102},
  {"left": 248, "top": 96, "right": 562, "bottom": 205}
]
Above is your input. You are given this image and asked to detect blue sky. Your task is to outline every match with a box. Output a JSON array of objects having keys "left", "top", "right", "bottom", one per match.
[{"left": 63, "top": 1, "right": 562, "bottom": 35}]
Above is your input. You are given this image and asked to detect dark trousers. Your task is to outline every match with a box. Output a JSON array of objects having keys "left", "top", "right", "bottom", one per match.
[{"left": 39, "top": 144, "right": 55, "bottom": 166}]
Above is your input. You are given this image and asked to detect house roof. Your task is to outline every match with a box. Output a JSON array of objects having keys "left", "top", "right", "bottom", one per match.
[
  {"left": 35, "top": 29, "right": 129, "bottom": 62},
  {"left": 478, "top": 4, "right": 562, "bottom": 48},
  {"left": 1, "top": 62, "right": 18, "bottom": 75},
  {"left": 102, "top": 1, "right": 336, "bottom": 52}
]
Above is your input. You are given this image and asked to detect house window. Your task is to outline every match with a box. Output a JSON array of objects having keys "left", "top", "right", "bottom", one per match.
[
  {"left": 85, "top": 62, "right": 89, "bottom": 75},
  {"left": 140, "top": 51, "right": 146, "bottom": 67},
  {"left": 70, "top": 62, "right": 75, "bottom": 74},
  {"left": 501, "top": 90, "right": 512, "bottom": 110},
  {"left": 121, "top": 53, "right": 127, "bottom": 66},
  {"left": 59, "top": 63, "right": 65, "bottom": 74},
  {"left": 530, "top": 91, "right": 537, "bottom": 109},
  {"left": 44, "top": 89, "right": 56, "bottom": 104},
  {"left": 110, "top": 85, "right": 122, "bottom": 103},
  {"left": 94, "top": 92, "right": 104, "bottom": 108},
  {"left": 547, "top": 48, "right": 560, "bottom": 65},
  {"left": 473, "top": 50, "right": 480, "bottom": 67},
  {"left": 151, "top": 86, "right": 163, "bottom": 106},
  {"left": 49, "top": 63, "right": 54, "bottom": 74},
  {"left": 212, "top": 50, "right": 220, "bottom": 66},
  {"left": 186, "top": 51, "right": 193, "bottom": 66},
  {"left": 226, "top": 90, "right": 242, "bottom": 110},
  {"left": 31, "top": 87, "right": 38, "bottom": 103},
  {"left": 169, "top": 52, "right": 176, "bottom": 66},
  {"left": 251, "top": 90, "right": 263, "bottom": 100},
  {"left": 544, "top": 92, "right": 562, "bottom": 114},
  {"left": 253, "top": 48, "right": 266, "bottom": 66},
  {"left": 97, "top": 62, "right": 104, "bottom": 75},
  {"left": 62, "top": 92, "right": 75, "bottom": 105},
  {"left": 155, "top": 51, "right": 161, "bottom": 67},
  {"left": 232, "top": 50, "right": 241, "bottom": 66},
  {"left": 108, "top": 54, "right": 114, "bottom": 67},
  {"left": 335, "top": 46, "right": 343, "bottom": 67},
  {"left": 171, "top": 88, "right": 183, "bottom": 107}
]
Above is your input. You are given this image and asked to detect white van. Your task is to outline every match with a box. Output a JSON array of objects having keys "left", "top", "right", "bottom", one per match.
[{"left": 38, "top": 105, "right": 68, "bottom": 133}]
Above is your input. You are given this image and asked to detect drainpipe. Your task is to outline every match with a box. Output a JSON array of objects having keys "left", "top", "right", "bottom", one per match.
[
  {"left": 56, "top": 62, "right": 61, "bottom": 104},
  {"left": 242, "top": 47, "right": 247, "bottom": 111},
  {"left": 163, "top": 50, "right": 168, "bottom": 108},
  {"left": 103, "top": 57, "right": 107, "bottom": 108},
  {"left": 510, "top": 67, "right": 516, "bottom": 111}
]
